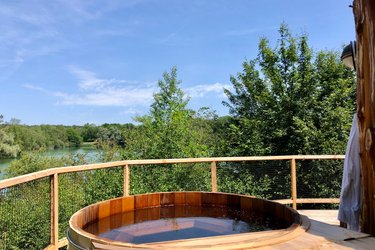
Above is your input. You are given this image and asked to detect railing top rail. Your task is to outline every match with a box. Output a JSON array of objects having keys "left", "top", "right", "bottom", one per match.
[{"left": 0, "top": 155, "right": 345, "bottom": 189}]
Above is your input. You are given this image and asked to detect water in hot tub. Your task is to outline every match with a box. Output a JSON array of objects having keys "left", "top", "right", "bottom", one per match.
[{"left": 84, "top": 205, "right": 276, "bottom": 244}]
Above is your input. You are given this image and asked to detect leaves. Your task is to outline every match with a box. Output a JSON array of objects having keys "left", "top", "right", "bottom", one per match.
[
  {"left": 124, "top": 67, "right": 209, "bottom": 160},
  {"left": 223, "top": 23, "right": 355, "bottom": 156}
]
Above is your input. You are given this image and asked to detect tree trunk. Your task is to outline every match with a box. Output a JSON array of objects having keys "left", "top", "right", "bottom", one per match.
[{"left": 353, "top": 0, "right": 375, "bottom": 235}]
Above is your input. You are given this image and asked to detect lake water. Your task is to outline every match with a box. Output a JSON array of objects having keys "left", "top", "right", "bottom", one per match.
[{"left": 0, "top": 144, "right": 101, "bottom": 180}]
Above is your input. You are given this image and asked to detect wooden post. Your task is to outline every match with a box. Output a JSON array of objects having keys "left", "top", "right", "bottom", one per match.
[
  {"left": 353, "top": 0, "right": 375, "bottom": 235},
  {"left": 290, "top": 158, "right": 297, "bottom": 210},
  {"left": 123, "top": 164, "right": 130, "bottom": 196},
  {"left": 211, "top": 161, "right": 217, "bottom": 192},
  {"left": 50, "top": 174, "right": 58, "bottom": 249}
]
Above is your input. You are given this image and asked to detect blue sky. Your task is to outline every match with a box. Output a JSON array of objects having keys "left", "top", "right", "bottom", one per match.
[{"left": 0, "top": 0, "right": 355, "bottom": 125}]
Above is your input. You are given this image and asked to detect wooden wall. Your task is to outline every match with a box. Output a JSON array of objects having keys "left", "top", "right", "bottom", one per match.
[{"left": 353, "top": 0, "right": 375, "bottom": 235}]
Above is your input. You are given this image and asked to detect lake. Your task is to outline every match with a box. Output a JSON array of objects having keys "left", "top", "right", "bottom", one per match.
[{"left": 0, "top": 144, "right": 101, "bottom": 180}]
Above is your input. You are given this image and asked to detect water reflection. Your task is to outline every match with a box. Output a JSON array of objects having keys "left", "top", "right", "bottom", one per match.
[{"left": 84, "top": 205, "right": 275, "bottom": 244}]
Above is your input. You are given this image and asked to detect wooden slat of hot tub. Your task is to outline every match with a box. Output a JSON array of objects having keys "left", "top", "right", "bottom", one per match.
[
  {"left": 174, "top": 192, "right": 186, "bottom": 205},
  {"left": 185, "top": 192, "right": 201, "bottom": 206},
  {"left": 135, "top": 194, "right": 148, "bottom": 209},
  {"left": 148, "top": 193, "right": 160, "bottom": 207},
  {"left": 160, "top": 192, "right": 174, "bottom": 205},
  {"left": 122, "top": 196, "right": 134, "bottom": 212},
  {"left": 99, "top": 201, "right": 111, "bottom": 220}
]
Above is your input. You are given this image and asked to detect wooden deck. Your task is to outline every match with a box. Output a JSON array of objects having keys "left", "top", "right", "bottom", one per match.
[
  {"left": 299, "top": 210, "right": 339, "bottom": 226},
  {"left": 264, "top": 210, "right": 375, "bottom": 250},
  {"left": 255, "top": 218, "right": 375, "bottom": 249}
]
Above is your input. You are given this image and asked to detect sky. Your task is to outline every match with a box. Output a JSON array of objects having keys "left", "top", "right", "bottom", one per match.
[{"left": 0, "top": 0, "right": 355, "bottom": 125}]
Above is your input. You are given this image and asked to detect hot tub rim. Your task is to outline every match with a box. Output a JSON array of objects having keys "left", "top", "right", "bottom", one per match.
[{"left": 68, "top": 191, "right": 309, "bottom": 249}]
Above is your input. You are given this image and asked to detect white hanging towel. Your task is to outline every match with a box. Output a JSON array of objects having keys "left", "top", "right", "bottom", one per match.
[{"left": 338, "top": 113, "right": 362, "bottom": 231}]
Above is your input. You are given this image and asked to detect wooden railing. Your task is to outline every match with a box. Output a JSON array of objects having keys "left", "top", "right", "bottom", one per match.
[{"left": 0, "top": 155, "right": 345, "bottom": 250}]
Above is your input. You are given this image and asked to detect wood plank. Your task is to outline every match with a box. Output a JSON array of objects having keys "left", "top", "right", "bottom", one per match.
[
  {"left": 240, "top": 196, "right": 253, "bottom": 211},
  {"left": 308, "top": 219, "right": 370, "bottom": 241},
  {"left": 290, "top": 159, "right": 297, "bottom": 210},
  {"left": 296, "top": 198, "right": 340, "bottom": 204},
  {"left": 185, "top": 192, "right": 201, "bottom": 206},
  {"left": 299, "top": 210, "right": 340, "bottom": 226},
  {"left": 49, "top": 174, "right": 58, "bottom": 249},
  {"left": 57, "top": 237, "right": 68, "bottom": 248},
  {"left": 98, "top": 201, "right": 110, "bottom": 219},
  {"left": 123, "top": 164, "right": 130, "bottom": 197},
  {"left": 110, "top": 199, "right": 122, "bottom": 215},
  {"left": 160, "top": 192, "right": 174, "bottom": 206},
  {"left": 147, "top": 193, "right": 160, "bottom": 207},
  {"left": 354, "top": 0, "right": 375, "bottom": 236},
  {"left": 273, "top": 199, "right": 293, "bottom": 204},
  {"left": 43, "top": 244, "right": 54, "bottom": 250},
  {"left": 134, "top": 194, "right": 148, "bottom": 209},
  {"left": 174, "top": 192, "right": 185, "bottom": 205},
  {"left": 274, "top": 198, "right": 340, "bottom": 204},
  {"left": 339, "top": 237, "right": 375, "bottom": 250},
  {"left": 121, "top": 196, "right": 134, "bottom": 213},
  {"left": 212, "top": 192, "right": 228, "bottom": 206},
  {"left": 211, "top": 161, "right": 217, "bottom": 192},
  {"left": 0, "top": 155, "right": 345, "bottom": 189}
]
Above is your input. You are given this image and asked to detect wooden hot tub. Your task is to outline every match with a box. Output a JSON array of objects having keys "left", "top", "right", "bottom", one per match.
[{"left": 67, "top": 192, "right": 309, "bottom": 249}]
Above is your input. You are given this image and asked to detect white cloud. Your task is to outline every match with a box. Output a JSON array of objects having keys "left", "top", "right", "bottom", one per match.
[
  {"left": 23, "top": 84, "right": 47, "bottom": 92},
  {"left": 120, "top": 108, "right": 141, "bottom": 115},
  {"left": 68, "top": 66, "right": 107, "bottom": 90},
  {"left": 186, "top": 82, "right": 231, "bottom": 98},
  {"left": 54, "top": 86, "right": 155, "bottom": 107},
  {"left": 24, "top": 66, "right": 156, "bottom": 107},
  {"left": 68, "top": 66, "right": 139, "bottom": 90},
  {"left": 24, "top": 67, "right": 231, "bottom": 108}
]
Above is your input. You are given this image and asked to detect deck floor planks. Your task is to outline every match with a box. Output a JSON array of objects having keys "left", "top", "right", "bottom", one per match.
[
  {"left": 298, "top": 209, "right": 339, "bottom": 226},
  {"left": 256, "top": 215, "right": 374, "bottom": 250}
]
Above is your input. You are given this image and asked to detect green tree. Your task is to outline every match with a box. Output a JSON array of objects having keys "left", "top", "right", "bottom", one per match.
[
  {"left": 122, "top": 67, "right": 211, "bottom": 192},
  {"left": 222, "top": 23, "right": 355, "bottom": 202},
  {"left": 66, "top": 128, "right": 83, "bottom": 147},
  {"left": 223, "top": 23, "right": 355, "bottom": 156},
  {"left": 0, "top": 115, "right": 20, "bottom": 158},
  {"left": 97, "top": 125, "right": 125, "bottom": 147},
  {"left": 82, "top": 123, "right": 99, "bottom": 142},
  {"left": 124, "top": 67, "right": 209, "bottom": 160}
]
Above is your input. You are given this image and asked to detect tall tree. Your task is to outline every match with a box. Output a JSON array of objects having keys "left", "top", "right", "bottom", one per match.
[
  {"left": 223, "top": 23, "right": 356, "bottom": 156},
  {"left": 221, "top": 23, "right": 356, "bottom": 203},
  {"left": 122, "top": 67, "right": 211, "bottom": 192},
  {"left": 124, "top": 67, "right": 209, "bottom": 159}
]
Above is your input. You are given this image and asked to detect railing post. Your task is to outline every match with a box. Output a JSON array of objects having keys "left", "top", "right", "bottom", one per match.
[
  {"left": 211, "top": 161, "right": 217, "bottom": 192},
  {"left": 50, "top": 173, "right": 59, "bottom": 249},
  {"left": 290, "top": 158, "right": 297, "bottom": 210},
  {"left": 124, "top": 164, "right": 130, "bottom": 196}
]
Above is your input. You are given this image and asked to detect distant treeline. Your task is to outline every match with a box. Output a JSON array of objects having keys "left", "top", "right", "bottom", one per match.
[{"left": 0, "top": 121, "right": 136, "bottom": 158}]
